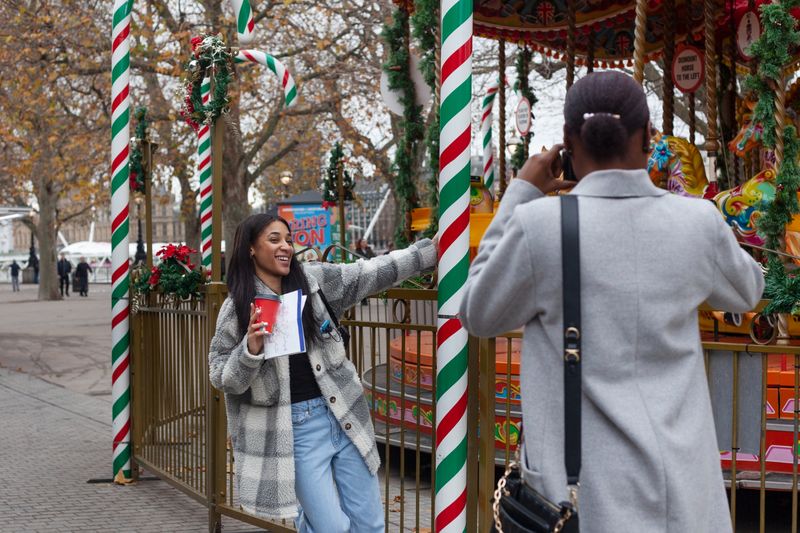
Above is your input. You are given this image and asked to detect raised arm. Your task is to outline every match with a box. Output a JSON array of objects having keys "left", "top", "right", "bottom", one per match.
[
  {"left": 304, "top": 238, "right": 438, "bottom": 318},
  {"left": 706, "top": 204, "right": 764, "bottom": 312},
  {"left": 460, "top": 179, "right": 545, "bottom": 337},
  {"left": 208, "top": 297, "right": 265, "bottom": 394}
]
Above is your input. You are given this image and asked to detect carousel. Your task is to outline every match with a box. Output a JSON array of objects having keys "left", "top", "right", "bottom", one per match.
[{"left": 364, "top": 0, "right": 800, "bottom": 492}]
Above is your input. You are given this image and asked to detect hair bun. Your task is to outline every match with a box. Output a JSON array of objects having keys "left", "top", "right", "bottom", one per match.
[{"left": 580, "top": 113, "right": 628, "bottom": 160}]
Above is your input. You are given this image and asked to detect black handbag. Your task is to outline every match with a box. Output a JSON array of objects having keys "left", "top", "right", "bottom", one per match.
[{"left": 491, "top": 195, "right": 582, "bottom": 533}]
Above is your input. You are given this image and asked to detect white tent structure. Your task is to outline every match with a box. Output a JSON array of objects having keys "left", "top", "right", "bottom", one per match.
[{"left": 0, "top": 240, "right": 226, "bottom": 284}]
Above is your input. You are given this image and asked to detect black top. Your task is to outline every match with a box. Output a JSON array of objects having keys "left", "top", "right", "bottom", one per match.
[
  {"left": 75, "top": 262, "right": 92, "bottom": 279},
  {"left": 289, "top": 352, "right": 322, "bottom": 403},
  {"left": 57, "top": 259, "right": 72, "bottom": 276},
  {"left": 10, "top": 263, "right": 20, "bottom": 276}
]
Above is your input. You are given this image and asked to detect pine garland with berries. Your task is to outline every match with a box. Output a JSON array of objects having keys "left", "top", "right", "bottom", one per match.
[
  {"left": 321, "top": 142, "right": 355, "bottom": 208},
  {"left": 129, "top": 107, "right": 148, "bottom": 193},
  {"left": 746, "top": 0, "right": 800, "bottom": 314}
]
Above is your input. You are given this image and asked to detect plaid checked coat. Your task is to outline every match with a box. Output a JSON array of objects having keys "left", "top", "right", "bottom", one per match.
[{"left": 208, "top": 239, "right": 437, "bottom": 520}]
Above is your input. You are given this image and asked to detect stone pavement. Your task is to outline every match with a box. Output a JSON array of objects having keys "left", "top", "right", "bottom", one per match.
[
  {"left": 0, "top": 367, "right": 260, "bottom": 532},
  {"left": 0, "top": 283, "right": 112, "bottom": 395}
]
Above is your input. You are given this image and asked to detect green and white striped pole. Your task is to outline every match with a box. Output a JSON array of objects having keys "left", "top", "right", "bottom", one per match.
[
  {"left": 234, "top": 50, "right": 298, "bottom": 108},
  {"left": 110, "top": 0, "right": 134, "bottom": 480},
  {"left": 436, "top": 0, "right": 472, "bottom": 528},
  {"left": 481, "top": 80, "right": 499, "bottom": 196},
  {"left": 197, "top": 78, "right": 213, "bottom": 276},
  {"left": 231, "top": 0, "right": 256, "bottom": 45}
]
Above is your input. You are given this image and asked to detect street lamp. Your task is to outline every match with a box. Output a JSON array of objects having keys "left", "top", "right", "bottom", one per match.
[
  {"left": 280, "top": 170, "right": 293, "bottom": 199},
  {"left": 506, "top": 134, "right": 524, "bottom": 159},
  {"left": 134, "top": 195, "right": 146, "bottom": 265},
  {"left": 27, "top": 209, "right": 38, "bottom": 284}
]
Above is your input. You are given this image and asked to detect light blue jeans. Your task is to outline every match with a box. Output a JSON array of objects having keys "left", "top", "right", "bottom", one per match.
[{"left": 291, "top": 396, "right": 384, "bottom": 533}]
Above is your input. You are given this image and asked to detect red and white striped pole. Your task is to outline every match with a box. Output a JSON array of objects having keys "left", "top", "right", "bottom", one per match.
[
  {"left": 435, "top": 0, "right": 472, "bottom": 528},
  {"left": 197, "top": 78, "right": 213, "bottom": 276},
  {"left": 110, "top": 0, "right": 134, "bottom": 480}
]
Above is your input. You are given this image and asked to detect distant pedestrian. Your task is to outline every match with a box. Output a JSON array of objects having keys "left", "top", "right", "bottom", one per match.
[
  {"left": 355, "top": 238, "right": 376, "bottom": 259},
  {"left": 75, "top": 257, "right": 93, "bottom": 297},
  {"left": 57, "top": 254, "right": 72, "bottom": 297},
  {"left": 27, "top": 254, "right": 39, "bottom": 284},
  {"left": 9, "top": 260, "right": 20, "bottom": 292}
]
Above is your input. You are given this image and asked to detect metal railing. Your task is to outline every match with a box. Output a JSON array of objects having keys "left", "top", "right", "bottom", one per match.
[{"left": 130, "top": 286, "right": 800, "bottom": 532}]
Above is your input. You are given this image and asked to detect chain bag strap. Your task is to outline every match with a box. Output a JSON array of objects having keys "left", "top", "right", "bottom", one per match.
[{"left": 491, "top": 195, "right": 581, "bottom": 533}]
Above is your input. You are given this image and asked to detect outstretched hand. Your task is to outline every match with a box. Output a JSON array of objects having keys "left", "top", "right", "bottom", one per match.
[{"left": 516, "top": 144, "right": 578, "bottom": 194}]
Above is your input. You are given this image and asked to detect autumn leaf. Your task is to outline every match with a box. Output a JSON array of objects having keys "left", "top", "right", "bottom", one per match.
[{"left": 113, "top": 470, "right": 135, "bottom": 485}]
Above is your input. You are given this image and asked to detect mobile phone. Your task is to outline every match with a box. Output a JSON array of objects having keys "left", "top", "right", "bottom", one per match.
[{"left": 560, "top": 150, "right": 577, "bottom": 182}]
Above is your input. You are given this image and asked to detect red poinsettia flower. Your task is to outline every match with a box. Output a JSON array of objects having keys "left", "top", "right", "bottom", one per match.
[
  {"left": 190, "top": 36, "right": 204, "bottom": 55},
  {"left": 148, "top": 266, "right": 161, "bottom": 286}
]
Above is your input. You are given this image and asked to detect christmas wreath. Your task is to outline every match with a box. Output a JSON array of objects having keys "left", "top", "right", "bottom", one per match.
[{"left": 180, "top": 35, "right": 234, "bottom": 132}]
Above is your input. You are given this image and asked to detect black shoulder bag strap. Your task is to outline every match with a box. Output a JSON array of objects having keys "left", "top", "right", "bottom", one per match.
[{"left": 560, "top": 195, "right": 582, "bottom": 504}]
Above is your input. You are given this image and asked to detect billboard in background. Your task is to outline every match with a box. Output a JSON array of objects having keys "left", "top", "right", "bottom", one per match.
[{"left": 278, "top": 204, "right": 336, "bottom": 250}]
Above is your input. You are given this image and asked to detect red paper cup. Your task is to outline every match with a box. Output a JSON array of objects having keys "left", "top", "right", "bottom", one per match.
[{"left": 253, "top": 294, "right": 280, "bottom": 333}]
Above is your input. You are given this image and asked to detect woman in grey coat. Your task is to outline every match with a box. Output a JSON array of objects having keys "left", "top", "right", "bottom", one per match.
[
  {"left": 460, "top": 72, "right": 764, "bottom": 532},
  {"left": 208, "top": 213, "right": 437, "bottom": 532}
]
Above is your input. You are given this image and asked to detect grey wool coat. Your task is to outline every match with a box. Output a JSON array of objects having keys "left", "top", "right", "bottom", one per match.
[
  {"left": 460, "top": 170, "right": 764, "bottom": 533},
  {"left": 208, "top": 239, "right": 437, "bottom": 520}
]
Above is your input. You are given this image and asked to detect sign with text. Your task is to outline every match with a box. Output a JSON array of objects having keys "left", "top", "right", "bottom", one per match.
[
  {"left": 736, "top": 10, "right": 761, "bottom": 60},
  {"left": 278, "top": 204, "right": 333, "bottom": 250},
  {"left": 671, "top": 45, "right": 704, "bottom": 94},
  {"left": 515, "top": 96, "right": 532, "bottom": 136}
]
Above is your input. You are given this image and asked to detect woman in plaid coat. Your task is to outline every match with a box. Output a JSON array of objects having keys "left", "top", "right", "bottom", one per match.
[{"left": 209, "top": 213, "right": 437, "bottom": 532}]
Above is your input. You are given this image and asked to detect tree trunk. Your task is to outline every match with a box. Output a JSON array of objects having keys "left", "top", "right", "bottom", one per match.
[
  {"left": 222, "top": 112, "right": 248, "bottom": 273},
  {"left": 36, "top": 171, "right": 60, "bottom": 301}
]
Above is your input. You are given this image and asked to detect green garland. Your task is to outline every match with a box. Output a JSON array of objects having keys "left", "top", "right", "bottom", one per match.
[
  {"left": 383, "top": 7, "right": 423, "bottom": 248},
  {"left": 511, "top": 46, "right": 536, "bottom": 172},
  {"left": 322, "top": 142, "right": 355, "bottom": 207},
  {"left": 746, "top": 0, "right": 800, "bottom": 314},
  {"left": 411, "top": 0, "right": 440, "bottom": 238},
  {"left": 129, "top": 107, "right": 148, "bottom": 194},
  {"left": 181, "top": 35, "right": 234, "bottom": 131}
]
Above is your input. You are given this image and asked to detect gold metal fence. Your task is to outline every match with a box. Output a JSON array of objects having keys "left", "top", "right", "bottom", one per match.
[{"left": 130, "top": 287, "right": 800, "bottom": 532}]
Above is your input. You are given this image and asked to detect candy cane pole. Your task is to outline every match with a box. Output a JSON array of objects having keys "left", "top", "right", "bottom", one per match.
[
  {"left": 197, "top": 78, "right": 213, "bottom": 276},
  {"left": 481, "top": 79, "right": 500, "bottom": 196},
  {"left": 111, "top": 0, "right": 134, "bottom": 480},
  {"left": 234, "top": 50, "right": 298, "bottom": 108},
  {"left": 436, "top": 0, "right": 471, "bottom": 528},
  {"left": 231, "top": 0, "right": 256, "bottom": 45}
]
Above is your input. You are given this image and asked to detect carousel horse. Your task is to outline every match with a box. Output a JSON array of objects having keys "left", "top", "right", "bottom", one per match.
[
  {"left": 729, "top": 99, "right": 763, "bottom": 158},
  {"left": 648, "top": 132, "right": 777, "bottom": 247},
  {"left": 712, "top": 167, "right": 776, "bottom": 246},
  {"left": 647, "top": 133, "right": 709, "bottom": 197}
]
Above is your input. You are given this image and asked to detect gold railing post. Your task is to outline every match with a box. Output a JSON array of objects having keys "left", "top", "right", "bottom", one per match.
[
  {"left": 466, "top": 335, "right": 480, "bottom": 533},
  {"left": 205, "top": 283, "right": 226, "bottom": 532},
  {"left": 130, "top": 303, "right": 142, "bottom": 481},
  {"left": 478, "top": 337, "right": 497, "bottom": 531}
]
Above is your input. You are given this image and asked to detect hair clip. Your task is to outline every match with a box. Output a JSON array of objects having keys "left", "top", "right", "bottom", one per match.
[{"left": 583, "top": 112, "right": 621, "bottom": 120}]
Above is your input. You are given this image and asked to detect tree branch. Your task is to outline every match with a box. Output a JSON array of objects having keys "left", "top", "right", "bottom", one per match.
[{"left": 249, "top": 139, "right": 300, "bottom": 181}]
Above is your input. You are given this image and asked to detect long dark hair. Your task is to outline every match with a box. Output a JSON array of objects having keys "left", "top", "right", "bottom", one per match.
[
  {"left": 564, "top": 71, "right": 650, "bottom": 162},
  {"left": 227, "top": 213, "right": 322, "bottom": 345}
]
